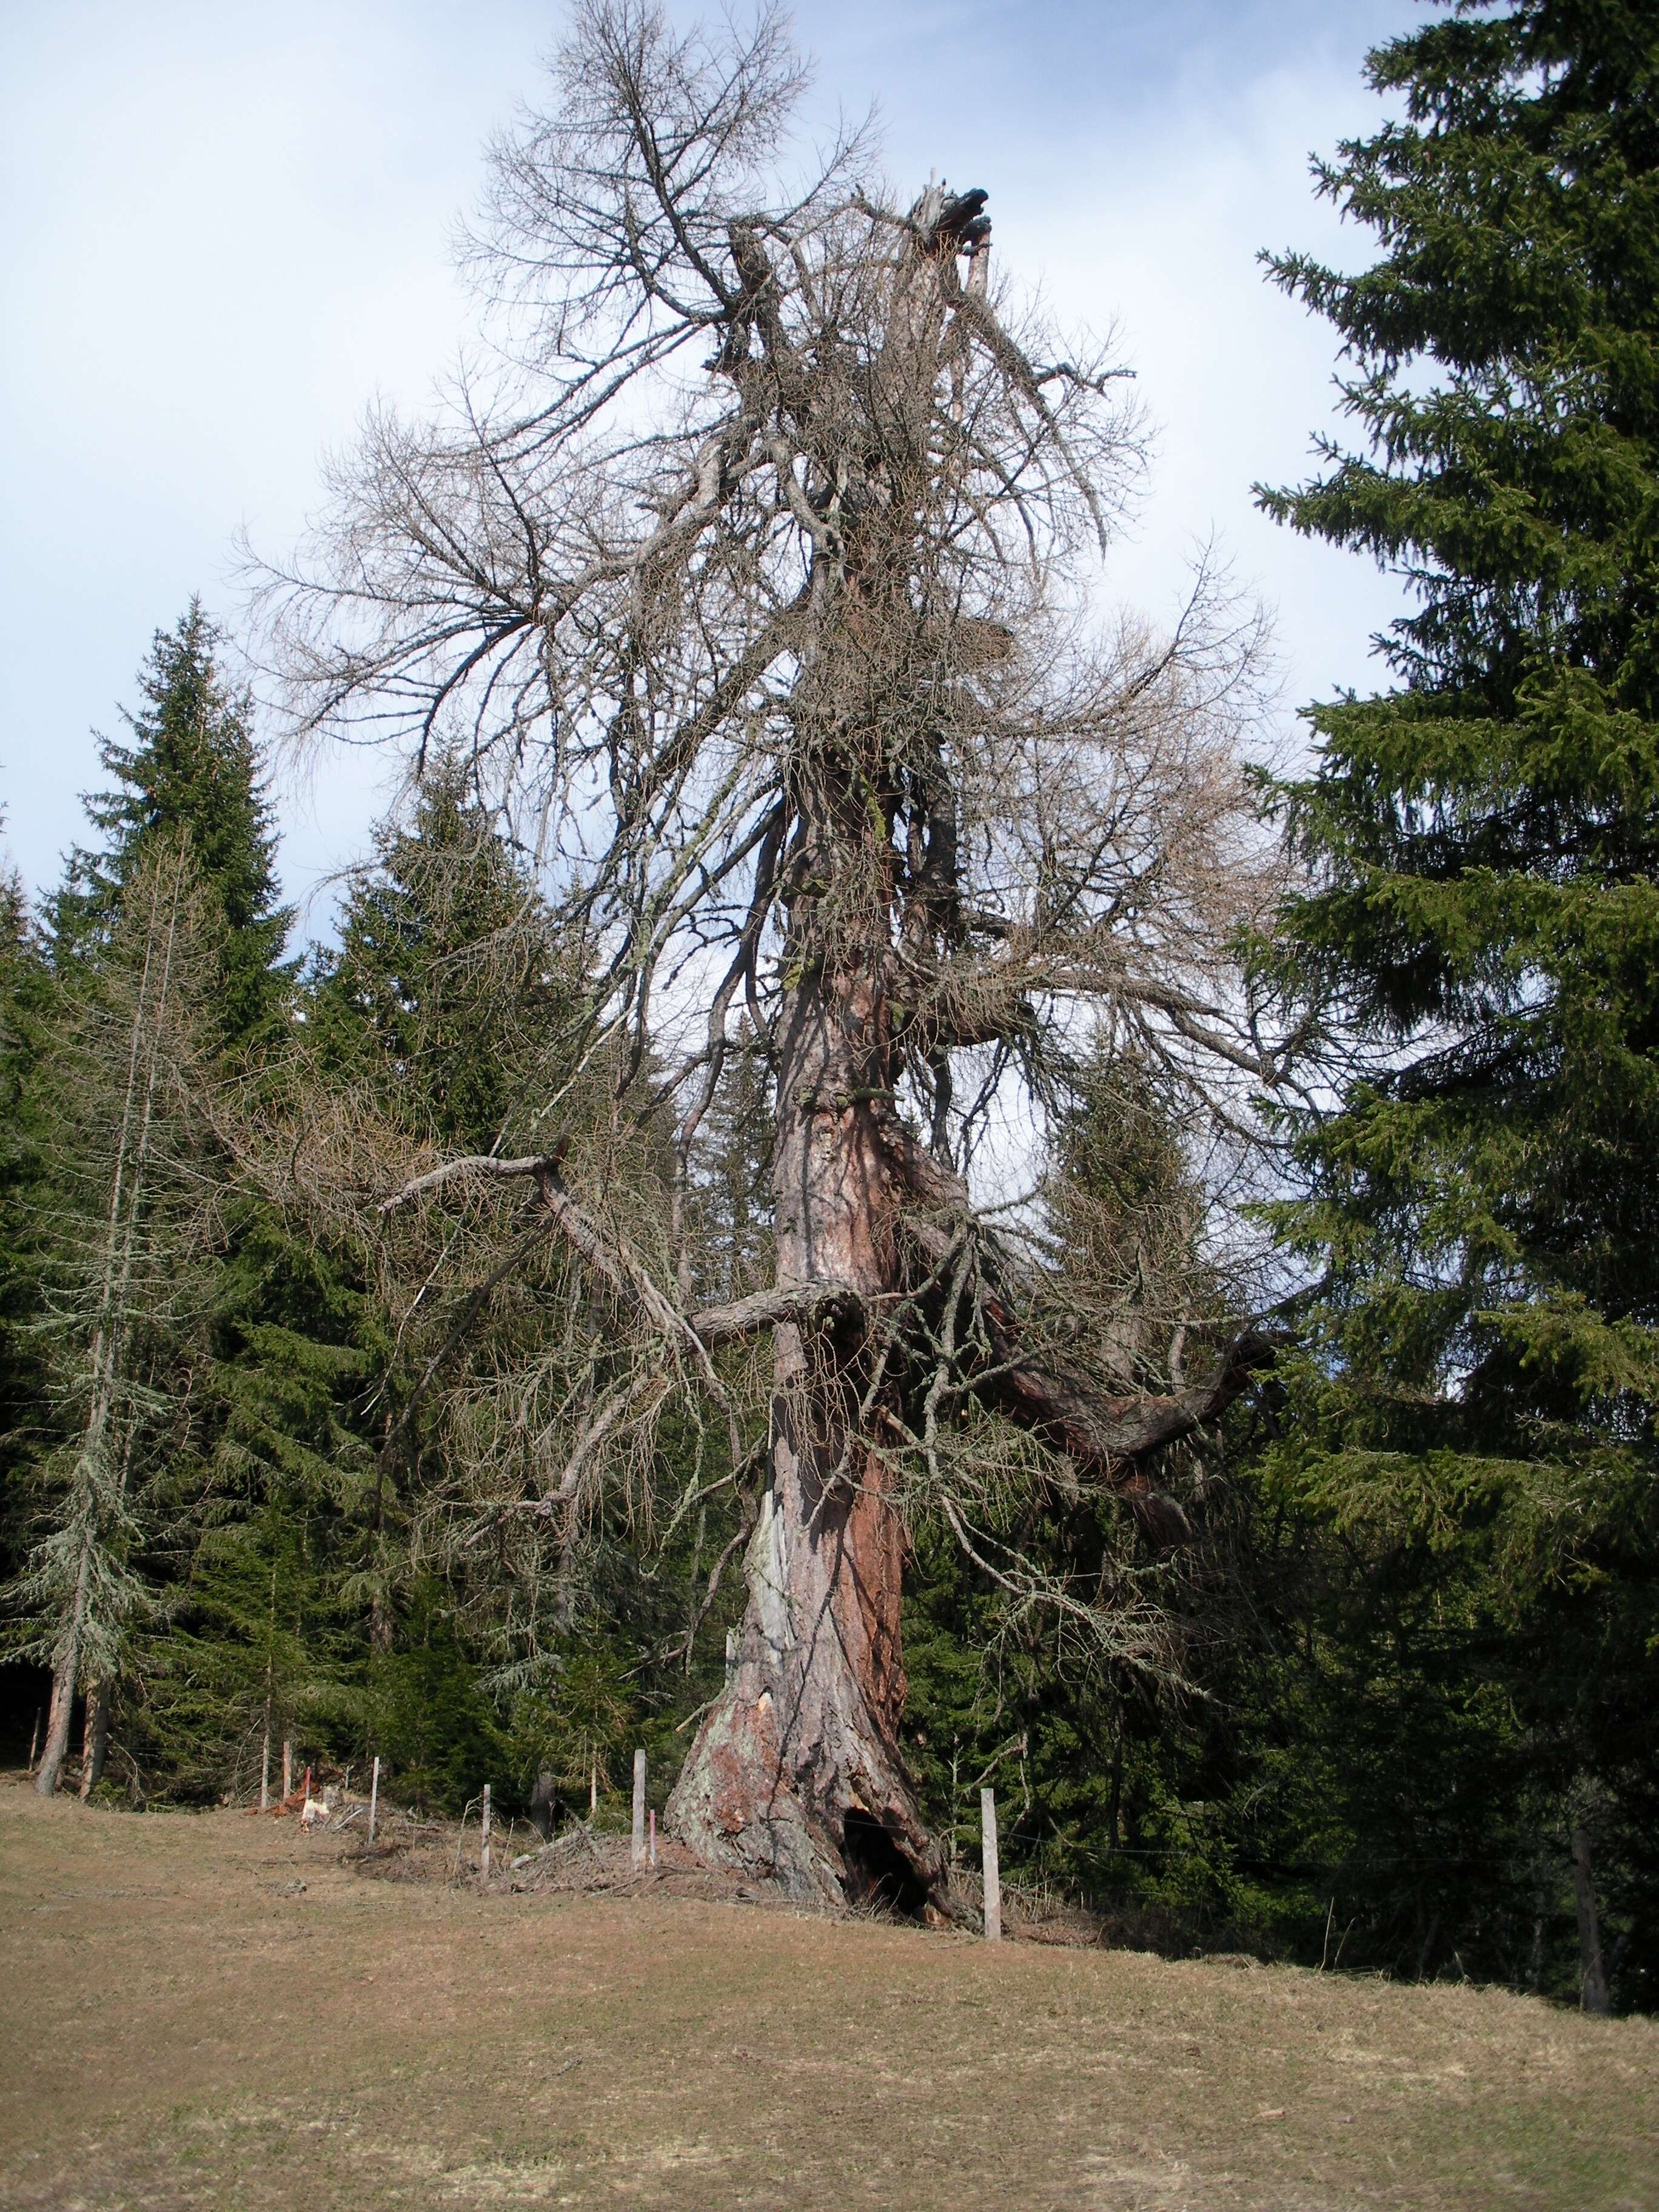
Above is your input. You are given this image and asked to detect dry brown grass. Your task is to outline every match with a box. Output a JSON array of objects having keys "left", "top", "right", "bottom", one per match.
[{"left": 1, "top": 1774, "right": 1654, "bottom": 2211}]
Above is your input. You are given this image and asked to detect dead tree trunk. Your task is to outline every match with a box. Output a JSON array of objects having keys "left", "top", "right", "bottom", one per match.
[
  {"left": 671, "top": 972, "right": 940, "bottom": 1908},
  {"left": 669, "top": 215, "right": 958, "bottom": 1908}
]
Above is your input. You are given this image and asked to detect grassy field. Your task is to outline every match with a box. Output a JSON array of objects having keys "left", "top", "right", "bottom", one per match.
[{"left": 1, "top": 1777, "right": 1655, "bottom": 2210}]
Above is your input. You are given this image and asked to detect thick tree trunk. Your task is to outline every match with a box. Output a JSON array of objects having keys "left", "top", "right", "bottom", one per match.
[{"left": 669, "top": 973, "right": 944, "bottom": 1909}]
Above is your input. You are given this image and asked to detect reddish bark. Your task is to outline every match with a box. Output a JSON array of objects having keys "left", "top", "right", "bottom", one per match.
[{"left": 670, "top": 964, "right": 945, "bottom": 1908}]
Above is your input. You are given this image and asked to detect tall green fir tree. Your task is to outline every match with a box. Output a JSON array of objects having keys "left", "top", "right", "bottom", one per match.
[
  {"left": 902, "top": 1042, "right": 1261, "bottom": 1928},
  {"left": 53, "top": 600, "right": 292, "bottom": 1051},
  {"left": 1258, "top": 0, "right": 1659, "bottom": 2009},
  {"left": 12, "top": 606, "right": 297, "bottom": 1797},
  {"left": 306, "top": 766, "right": 732, "bottom": 1812}
]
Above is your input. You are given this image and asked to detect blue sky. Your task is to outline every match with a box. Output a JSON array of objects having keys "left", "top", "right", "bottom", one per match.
[{"left": 2, "top": 0, "right": 1421, "bottom": 937}]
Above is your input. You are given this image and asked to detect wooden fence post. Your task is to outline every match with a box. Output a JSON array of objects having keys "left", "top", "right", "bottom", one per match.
[
  {"left": 632, "top": 1748, "right": 646, "bottom": 1871},
  {"left": 981, "top": 1786, "right": 1002, "bottom": 1943},
  {"left": 281, "top": 1739, "right": 293, "bottom": 1803},
  {"left": 649, "top": 1808, "right": 657, "bottom": 1868},
  {"left": 589, "top": 1754, "right": 597, "bottom": 1815},
  {"left": 481, "top": 1783, "right": 492, "bottom": 1881},
  {"left": 368, "top": 1755, "right": 380, "bottom": 1843}
]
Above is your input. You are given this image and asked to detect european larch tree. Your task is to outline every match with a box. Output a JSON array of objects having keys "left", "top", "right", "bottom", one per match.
[{"left": 260, "top": 0, "right": 1280, "bottom": 1906}]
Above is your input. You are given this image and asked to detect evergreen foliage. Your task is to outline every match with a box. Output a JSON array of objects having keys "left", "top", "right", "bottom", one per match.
[
  {"left": 53, "top": 601, "right": 291, "bottom": 1050},
  {"left": 902, "top": 1041, "right": 1257, "bottom": 1932},
  {"left": 173, "top": 764, "right": 740, "bottom": 1819},
  {"left": 5, "top": 609, "right": 299, "bottom": 1792},
  {"left": 312, "top": 762, "right": 571, "bottom": 1149},
  {"left": 0, "top": 874, "right": 54, "bottom": 1567},
  {"left": 1256, "top": 0, "right": 1659, "bottom": 2009},
  {"left": 7, "top": 838, "right": 227, "bottom": 1792}
]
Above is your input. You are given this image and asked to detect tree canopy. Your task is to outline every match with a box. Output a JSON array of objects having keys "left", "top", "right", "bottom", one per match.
[{"left": 1258, "top": 0, "right": 1659, "bottom": 2008}]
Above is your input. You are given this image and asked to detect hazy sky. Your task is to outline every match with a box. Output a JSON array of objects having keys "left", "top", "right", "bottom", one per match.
[{"left": 2, "top": 0, "right": 1421, "bottom": 937}]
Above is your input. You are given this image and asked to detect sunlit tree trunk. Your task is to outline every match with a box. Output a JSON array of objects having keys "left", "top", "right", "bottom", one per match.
[{"left": 671, "top": 960, "right": 940, "bottom": 1903}]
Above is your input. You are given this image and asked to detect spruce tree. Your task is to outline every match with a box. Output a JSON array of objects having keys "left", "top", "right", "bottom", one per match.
[
  {"left": 55, "top": 602, "right": 291, "bottom": 1050},
  {"left": 162, "top": 771, "right": 601, "bottom": 1809},
  {"left": 1259, "top": 0, "right": 1659, "bottom": 2006},
  {"left": 315, "top": 762, "right": 574, "bottom": 1150},
  {"left": 17, "top": 609, "right": 295, "bottom": 1795},
  {"left": 903, "top": 1042, "right": 1247, "bottom": 1912},
  {"left": 0, "top": 868, "right": 51, "bottom": 1470},
  {"left": 309, "top": 773, "right": 752, "bottom": 1813}
]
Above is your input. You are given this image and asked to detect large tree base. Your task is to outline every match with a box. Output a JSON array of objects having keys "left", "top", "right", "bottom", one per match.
[
  {"left": 668, "top": 1414, "right": 950, "bottom": 1916},
  {"left": 668, "top": 1675, "right": 946, "bottom": 1914}
]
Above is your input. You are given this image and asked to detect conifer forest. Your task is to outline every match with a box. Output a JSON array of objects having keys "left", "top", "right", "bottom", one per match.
[{"left": 6, "top": 0, "right": 1659, "bottom": 2023}]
